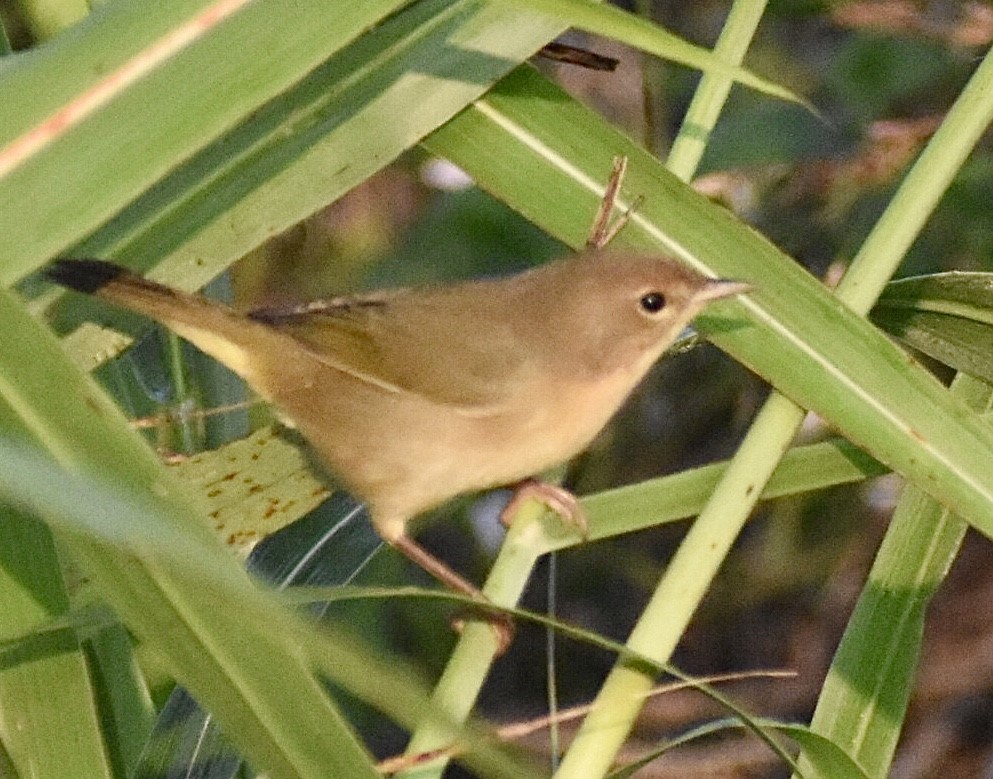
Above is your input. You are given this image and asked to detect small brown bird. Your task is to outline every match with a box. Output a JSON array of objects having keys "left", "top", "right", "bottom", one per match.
[
  {"left": 46, "top": 164, "right": 750, "bottom": 646},
  {"left": 48, "top": 255, "right": 746, "bottom": 595}
]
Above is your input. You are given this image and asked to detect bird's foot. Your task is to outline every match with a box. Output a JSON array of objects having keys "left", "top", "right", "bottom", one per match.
[{"left": 500, "top": 479, "right": 589, "bottom": 539}]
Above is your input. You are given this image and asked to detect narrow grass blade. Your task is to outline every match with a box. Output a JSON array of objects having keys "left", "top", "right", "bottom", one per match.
[
  {"left": 492, "top": 0, "right": 802, "bottom": 105},
  {"left": 0, "top": 505, "right": 113, "bottom": 779},
  {"left": 799, "top": 374, "right": 993, "bottom": 778}
]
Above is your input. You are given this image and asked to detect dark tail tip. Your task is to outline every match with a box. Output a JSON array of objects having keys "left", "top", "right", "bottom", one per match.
[{"left": 46, "top": 259, "right": 128, "bottom": 295}]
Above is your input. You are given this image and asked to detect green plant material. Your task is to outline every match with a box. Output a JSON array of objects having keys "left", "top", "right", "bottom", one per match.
[
  {"left": 0, "top": 0, "right": 416, "bottom": 282},
  {"left": 575, "top": 437, "right": 885, "bottom": 547},
  {"left": 0, "top": 277, "right": 530, "bottom": 777},
  {"left": 606, "top": 718, "right": 871, "bottom": 779},
  {"left": 9, "top": 0, "right": 90, "bottom": 40},
  {"left": 799, "top": 373, "right": 992, "bottom": 778},
  {"left": 136, "top": 493, "right": 381, "bottom": 779},
  {"left": 666, "top": 0, "right": 770, "bottom": 180},
  {"left": 27, "top": 0, "right": 796, "bottom": 370},
  {"left": 0, "top": 603, "right": 120, "bottom": 650},
  {"left": 0, "top": 282, "right": 383, "bottom": 777},
  {"left": 0, "top": 440, "right": 541, "bottom": 779},
  {"left": 167, "top": 425, "right": 332, "bottom": 555},
  {"left": 569, "top": 25, "right": 993, "bottom": 778},
  {"left": 871, "top": 272, "right": 993, "bottom": 383},
  {"left": 9, "top": 4, "right": 991, "bottom": 776},
  {"left": 0, "top": 12, "right": 12, "bottom": 55},
  {"left": 0, "top": 504, "right": 112, "bottom": 779},
  {"left": 492, "top": 0, "right": 802, "bottom": 106},
  {"left": 400, "top": 435, "right": 883, "bottom": 776},
  {"left": 419, "top": 51, "right": 993, "bottom": 775},
  {"left": 559, "top": 29, "right": 993, "bottom": 774},
  {"left": 0, "top": 386, "right": 113, "bottom": 779},
  {"left": 425, "top": 63, "right": 993, "bottom": 564},
  {"left": 87, "top": 623, "right": 157, "bottom": 777}
]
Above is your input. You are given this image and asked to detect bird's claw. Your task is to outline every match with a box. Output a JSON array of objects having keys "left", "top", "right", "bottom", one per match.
[{"left": 500, "top": 479, "right": 589, "bottom": 539}]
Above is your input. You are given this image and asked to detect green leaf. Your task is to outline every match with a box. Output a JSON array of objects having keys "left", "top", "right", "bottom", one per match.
[
  {"left": 0, "top": 507, "right": 113, "bottom": 779},
  {"left": 800, "top": 374, "right": 993, "bottom": 778},
  {"left": 0, "top": 0, "right": 415, "bottom": 281},
  {"left": 872, "top": 272, "right": 993, "bottom": 383},
  {"left": 3, "top": 0, "right": 569, "bottom": 290},
  {"left": 167, "top": 425, "right": 332, "bottom": 556}
]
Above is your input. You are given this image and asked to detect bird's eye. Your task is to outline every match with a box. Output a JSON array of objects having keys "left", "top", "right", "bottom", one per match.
[{"left": 640, "top": 292, "right": 666, "bottom": 313}]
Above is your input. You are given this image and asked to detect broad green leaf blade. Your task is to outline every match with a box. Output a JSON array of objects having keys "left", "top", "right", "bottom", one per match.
[
  {"left": 804, "top": 493, "right": 963, "bottom": 778},
  {"left": 877, "top": 272, "right": 993, "bottom": 317},
  {"left": 4, "top": 0, "right": 570, "bottom": 291},
  {"left": 774, "top": 723, "right": 871, "bottom": 779},
  {"left": 577, "top": 437, "right": 886, "bottom": 547},
  {"left": 871, "top": 272, "right": 993, "bottom": 383},
  {"left": 492, "top": 0, "right": 803, "bottom": 105},
  {"left": 422, "top": 65, "right": 993, "bottom": 541},
  {"left": 801, "top": 374, "right": 993, "bottom": 778},
  {"left": 0, "top": 0, "right": 414, "bottom": 282}
]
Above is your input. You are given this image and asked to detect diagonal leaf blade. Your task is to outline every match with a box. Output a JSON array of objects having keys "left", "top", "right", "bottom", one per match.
[{"left": 0, "top": 0, "right": 418, "bottom": 280}]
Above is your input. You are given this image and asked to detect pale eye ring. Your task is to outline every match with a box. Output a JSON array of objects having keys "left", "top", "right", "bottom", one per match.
[{"left": 640, "top": 292, "right": 666, "bottom": 313}]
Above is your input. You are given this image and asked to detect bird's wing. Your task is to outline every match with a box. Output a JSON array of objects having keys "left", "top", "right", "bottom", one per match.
[{"left": 247, "top": 290, "right": 528, "bottom": 413}]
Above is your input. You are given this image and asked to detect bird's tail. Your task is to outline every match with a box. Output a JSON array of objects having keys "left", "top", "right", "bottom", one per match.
[{"left": 47, "top": 259, "right": 259, "bottom": 379}]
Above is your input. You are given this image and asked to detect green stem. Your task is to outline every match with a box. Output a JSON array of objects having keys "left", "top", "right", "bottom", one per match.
[{"left": 667, "top": 0, "right": 769, "bottom": 180}]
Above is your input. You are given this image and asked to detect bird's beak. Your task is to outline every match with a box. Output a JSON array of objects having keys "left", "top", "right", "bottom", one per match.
[{"left": 695, "top": 278, "right": 753, "bottom": 303}]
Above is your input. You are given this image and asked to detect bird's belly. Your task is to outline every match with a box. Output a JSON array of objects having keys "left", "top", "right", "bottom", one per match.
[{"left": 259, "top": 362, "right": 631, "bottom": 529}]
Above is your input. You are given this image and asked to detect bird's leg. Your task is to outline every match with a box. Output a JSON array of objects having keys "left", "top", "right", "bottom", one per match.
[
  {"left": 586, "top": 156, "right": 644, "bottom": 250},
  {"left": 388, "top": 533, "right": 514, "bottom": 654},
  {"left": 500, "top": 479, "right": 589, "bottom": 539}
]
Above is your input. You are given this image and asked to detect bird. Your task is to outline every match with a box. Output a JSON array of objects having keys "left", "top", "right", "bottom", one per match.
[{"left": 46, "top": 161, "right": 750, "bottom": 648}]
